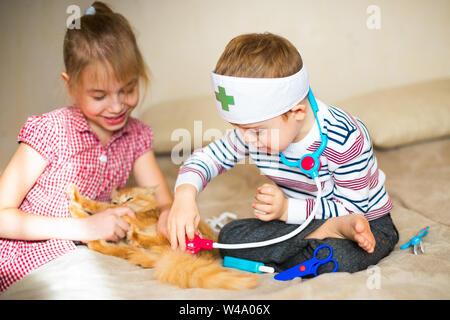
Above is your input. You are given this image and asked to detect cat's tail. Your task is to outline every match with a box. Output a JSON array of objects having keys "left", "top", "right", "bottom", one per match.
[{"left": 152, "top": 249, "right": 258, "bottom": 290}]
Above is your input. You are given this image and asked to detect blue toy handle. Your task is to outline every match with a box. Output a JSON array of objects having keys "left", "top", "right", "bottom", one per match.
[
  {"left": 312, "top": 245, "right": 338, "bottom": 276},
  {"left": 314, "top": 244, "right": 334, "bottom": 260},
  {"left": 400, "top": 226, "right": 430, "bottom": 250},
  {"left": 223, "top": 256, "right": 264, "bottom": 273},
  {"left": 313, "top": 258, "right": 338, "bottom": 277},
  {"left": 400, "top": 242, "right": 411, "bottom": 250},
  {"left": 274, "top": 245, "right": 338, "bottom": 281}
]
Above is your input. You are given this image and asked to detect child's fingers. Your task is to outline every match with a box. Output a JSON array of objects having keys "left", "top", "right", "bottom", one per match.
[
  {"left": 257, "top": 184, "right": 275, "bottom": 195},
  {"left": 114, "top": 224, "right": 126, "bottom": 240},
  {"left": 254, "top": 193, "right": 273, "bottom": 205},
  {"left": 114, "top": 206, "right": 136, "bottom": 219},
  {"left": 185, "top": 223, "right": 195, "bottom": 242},
  {"left": 177, "top": 224, "right": 187, "bottom": 251},
  {"left": 157, "top": 218, "right": 169, "bottom": 239},
  {"left": 193, "top": 215, "right": 201, "bottom": 238},
  {"left": 254, "top": 211, "right": 276, "bottom": 222},
  {"left": 252, "top": 202, "right": 272, "bottom": 215},
  {"left": 116, "top": 216, "right": 130, "bottom": 232},
  {"left": 169, "top": 221, "right": 179, "bottom": 250}
]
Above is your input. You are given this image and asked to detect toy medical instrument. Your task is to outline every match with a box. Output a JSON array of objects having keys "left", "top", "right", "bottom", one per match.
[
  {"left": 185, "top": 235, "right": 213, "bottom": 254},
  {"left": 223, "top": 256, "right": 275, "bottom": 274},
  {"left": 279, "top": 88, "right": 327, "bottom": 179},
  {"left": 400, "top": 226, "right": 429, "bottom": 255},
  {"left": 274, "top": 245, "right": 338, "bottom": 281},
  {"left": 185, "top": 88, "right": 326, "bottom": 252}
]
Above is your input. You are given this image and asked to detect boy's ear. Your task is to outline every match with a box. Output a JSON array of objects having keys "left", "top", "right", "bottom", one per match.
[{"left": 290, "top": 103, "right": 307, "bottom": 121}]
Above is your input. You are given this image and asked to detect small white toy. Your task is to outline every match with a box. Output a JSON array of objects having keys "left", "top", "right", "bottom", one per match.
[{"left": 205, "top": 212, "right": 237, "bottom": 232}]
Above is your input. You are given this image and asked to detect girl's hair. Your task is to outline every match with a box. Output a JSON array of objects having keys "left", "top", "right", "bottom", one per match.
[
  {"left": 63, "top": 1, "right": 149, "bottom": 91},
  {"left": 215, "top": 32, "right": 302, "bottom": 78}
]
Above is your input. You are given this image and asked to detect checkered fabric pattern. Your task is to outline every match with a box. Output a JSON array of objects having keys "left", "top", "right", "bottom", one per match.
[{"left": 0, "top": 106, "right": 153, "bottom": 292}]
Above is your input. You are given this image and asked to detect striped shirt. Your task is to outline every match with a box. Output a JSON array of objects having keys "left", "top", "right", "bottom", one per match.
[{"left": 175, "top": 99, "right": 392, "bottom": 224}]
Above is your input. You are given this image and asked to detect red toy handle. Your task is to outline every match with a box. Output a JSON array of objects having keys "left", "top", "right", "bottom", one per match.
[{"left": 185, "top": 234, "right": 213, "bottom": 254}]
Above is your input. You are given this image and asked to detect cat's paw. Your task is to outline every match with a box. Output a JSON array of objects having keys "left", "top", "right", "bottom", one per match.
[
  {"left": 128, "top": 228, "right": 141, "bottom": 247},
  {"left": 66, "top": 183, "right": 78, "bottom": 201}
]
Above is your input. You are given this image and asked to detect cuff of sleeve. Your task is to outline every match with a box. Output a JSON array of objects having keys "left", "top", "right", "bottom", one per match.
[
  {"left": 174, "top": 172, "right": 204, "bottom": 194},
  {"left": 134, "top": 128, "right": 153, "bottom": 161},
  {"left": 286, "top": 198, "right": 307, "bottom": 224}
]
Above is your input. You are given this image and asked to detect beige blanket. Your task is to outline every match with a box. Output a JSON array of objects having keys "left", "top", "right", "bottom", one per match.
[{"left": 2, "top": 138, "right": 449, "bottom": 299}]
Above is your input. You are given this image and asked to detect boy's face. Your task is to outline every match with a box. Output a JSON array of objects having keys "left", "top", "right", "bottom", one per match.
[{"left": 235, "top": 101, "right": 310, "bottom": 154}]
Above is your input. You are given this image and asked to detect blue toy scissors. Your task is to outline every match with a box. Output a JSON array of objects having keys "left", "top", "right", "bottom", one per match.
[{"left": 274, "top": 245, "right": 338, "bottom": 281}]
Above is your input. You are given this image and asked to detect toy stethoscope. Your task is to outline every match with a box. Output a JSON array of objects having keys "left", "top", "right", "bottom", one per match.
[{"left": 185, "top": 88, "right": 328, "bottom": 252}]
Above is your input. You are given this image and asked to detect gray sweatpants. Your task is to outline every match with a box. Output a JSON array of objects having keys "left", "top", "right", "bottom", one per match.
[{"left": 218, "top": 214, "right": 399, "bottom": 274}]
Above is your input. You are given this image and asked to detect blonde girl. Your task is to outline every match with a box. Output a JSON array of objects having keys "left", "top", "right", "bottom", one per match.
[{"left": 0, "top": 2, "right": 172, "bottom": 292}]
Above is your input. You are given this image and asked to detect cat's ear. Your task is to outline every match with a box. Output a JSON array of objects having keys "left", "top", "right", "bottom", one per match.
[
  {"left": 111, "top": 186, "right": 120, "bottom": 199},
  {"left": 66, "top": 184, "right": 79, "bottom": 201}
]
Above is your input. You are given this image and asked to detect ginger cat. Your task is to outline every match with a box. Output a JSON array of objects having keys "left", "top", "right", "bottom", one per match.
[{"left": 67, "top": 185, "right": 258, "bottom": 290}]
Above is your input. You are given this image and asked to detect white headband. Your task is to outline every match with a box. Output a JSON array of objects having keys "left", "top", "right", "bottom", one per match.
[{"left": 210, "top": 66, "right": 309, "bottom": 124}]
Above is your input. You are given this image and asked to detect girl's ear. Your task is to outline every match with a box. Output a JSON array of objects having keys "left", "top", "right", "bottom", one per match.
[{"left": 61, "top": 72, "right": 74, "bottom": 97}]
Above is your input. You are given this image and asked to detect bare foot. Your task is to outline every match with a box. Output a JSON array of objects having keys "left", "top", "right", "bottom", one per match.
[{"left": 305, "top": 214, "right": 376, "bottom": 253}]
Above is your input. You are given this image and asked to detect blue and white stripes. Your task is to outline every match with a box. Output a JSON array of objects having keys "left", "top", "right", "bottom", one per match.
[{"left": 175, "top": 100, "right": 392, "bottom": 223}]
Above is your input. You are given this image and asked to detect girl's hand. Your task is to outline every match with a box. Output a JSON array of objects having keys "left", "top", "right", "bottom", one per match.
[
  {"left": 77, "top": 207, "right": 136, "bottom": 242},
  {"left": 167, "top": 184, "right": 200, "bottom": 251},
  {"left": 252, "top": 183, "right": 288, "bottom": 222}
]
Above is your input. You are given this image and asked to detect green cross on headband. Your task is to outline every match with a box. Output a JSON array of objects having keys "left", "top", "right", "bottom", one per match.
[{"left": 215, "top": 86, "right": 235, "bottom": 111}]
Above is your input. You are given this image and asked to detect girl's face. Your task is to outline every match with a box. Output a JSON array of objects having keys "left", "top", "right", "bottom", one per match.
[{"left": 64, "top": 63, "right": 139, "bottom": 141}]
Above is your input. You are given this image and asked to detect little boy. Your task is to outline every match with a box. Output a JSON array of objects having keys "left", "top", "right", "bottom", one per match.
[{"left": 165, "top": 33, "right": 399, "bottom": 273}]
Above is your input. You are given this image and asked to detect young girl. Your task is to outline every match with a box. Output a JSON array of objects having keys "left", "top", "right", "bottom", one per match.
[{"left": 0, "top": 2, "right": 172, "bottom": 292}]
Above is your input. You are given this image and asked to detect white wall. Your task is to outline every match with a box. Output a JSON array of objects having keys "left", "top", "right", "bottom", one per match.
[{"left": 1, "top": 0, "right": 449, "bottom": 169}]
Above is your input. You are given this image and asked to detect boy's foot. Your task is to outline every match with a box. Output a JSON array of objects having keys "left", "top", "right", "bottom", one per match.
[{"left": 305, "top": 214, "right": 376, "bottom": 253}]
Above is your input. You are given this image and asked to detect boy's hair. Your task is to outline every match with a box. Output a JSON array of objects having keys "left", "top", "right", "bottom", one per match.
[
  {"left": 215, "top": 33, "right": 303, "bottom": 79},
  {"left": 215, "top": 33, "right": 303, "bottom": 121},
  {"left": 63, "top": 1, "right": 149, "bottom": 90}
]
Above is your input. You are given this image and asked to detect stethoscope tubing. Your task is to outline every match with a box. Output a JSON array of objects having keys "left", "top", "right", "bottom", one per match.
[
  {"left": 212, "top": 177, "right": 321, "bottom": 249},
  {"left": 212, "top": 88, "right": 324, "bottom": 250}
]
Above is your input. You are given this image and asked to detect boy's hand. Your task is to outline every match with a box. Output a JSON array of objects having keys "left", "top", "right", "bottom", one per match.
[
  {"left": 252, "top": 183, "right": 288, "bottom": 222},
  {"left": 167, "top": 184, "right": 200, "bottom": 251}
]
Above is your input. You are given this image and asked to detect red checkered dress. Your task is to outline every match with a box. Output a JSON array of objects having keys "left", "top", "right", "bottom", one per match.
[{"left": 0, "top": 106, "right": 153, "bottom": 292}]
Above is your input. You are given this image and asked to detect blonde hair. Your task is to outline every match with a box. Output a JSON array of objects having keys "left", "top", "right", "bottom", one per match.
[{"left": 63, "top": 1, "right": 149, "bottom": 91}]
